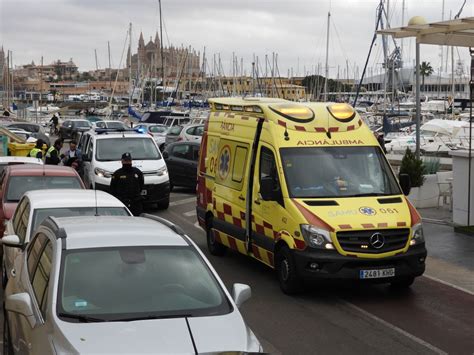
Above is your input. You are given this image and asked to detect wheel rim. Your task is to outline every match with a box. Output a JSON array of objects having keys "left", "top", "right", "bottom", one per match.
[{"left": 280, "top": 258, "right": 290, "bottom": 282}]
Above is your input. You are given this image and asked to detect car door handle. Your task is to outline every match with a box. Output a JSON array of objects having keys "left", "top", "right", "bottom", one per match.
[
  {"left": 254, "top": 199, "right": 261, "bottom": 205},
  {"left": 238, "top": 195, "right": 245, "bottom": 201}
]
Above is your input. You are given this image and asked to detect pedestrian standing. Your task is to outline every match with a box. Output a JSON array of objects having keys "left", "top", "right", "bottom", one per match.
[
  {"left": 45, "top": 139, "right": 64, "bottom": 165},
  {"left": 28, "top": 139, "right": 44, "bottom": 159},
  {"left": 110, "top": 152, "right": 144, "bottom": 216}
]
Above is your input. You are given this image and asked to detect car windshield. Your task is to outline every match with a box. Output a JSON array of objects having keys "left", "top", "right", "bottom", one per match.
[
  {"left": 31, "top": 207, "right": 129, "bottom": 237},
  {"left": 58, "top": 246, "right": 231, "bottom": 322},
  {"left": 74, "top": 121, "right": 91, "bottom": 128},
  {"left": 106, "top": 122, "right": 127, "bottom": 130},
  {"left": 96, "top": 138, "right": 160, "bottom": 161},
  {"left": 149, "top": 125, "right": 167, "bottom": 134},
  {"left": 6, "top": 176, "right": 82, "bottom": 202},
  {"left": 280, "top": 146, "right": 401, "bottom": 198}
]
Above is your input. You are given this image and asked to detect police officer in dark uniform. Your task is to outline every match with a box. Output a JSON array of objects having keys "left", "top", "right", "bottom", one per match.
[{"left": 110, "top": 152, "right": 144, "bottom": 216}]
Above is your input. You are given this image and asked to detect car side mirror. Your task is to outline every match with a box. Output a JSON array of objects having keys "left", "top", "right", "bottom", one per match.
[
  {"left": 399, "top": 173, "right": 411, "bottom": 196},
  {"left": 260, "top": 176, "right": 279, "bottom": 201},
  {"left": 1, "top": 234, "right": 22, "bottom": 249},
  {"left": 5, "top": 293, "right": 37, "bottom": 328},
  {"left": 162, "top": 151, "right": 169, "bottom": 159},
  {"left": 232, "top": 283, "right": 251, "bottom": 308}
]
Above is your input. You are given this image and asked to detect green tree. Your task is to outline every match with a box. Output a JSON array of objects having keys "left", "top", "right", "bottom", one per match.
[
  {"left": 416, "top": 61, "right": 434, "bottom": 91},
  {"left": 399, "top": 148, "right": 426, "bottom": 187}
]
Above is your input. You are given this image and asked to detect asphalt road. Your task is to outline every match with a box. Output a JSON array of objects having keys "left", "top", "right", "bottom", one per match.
[
  {"left": 1, "top": 188, "right": 472, "bottom": 354},
  {"left": 152, "top": 188, "right": 474, "bottom": 355}
]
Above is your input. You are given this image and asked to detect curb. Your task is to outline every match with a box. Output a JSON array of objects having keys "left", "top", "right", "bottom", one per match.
[{"left": 421, "top": 217, "right": 454, "bottom": 226}]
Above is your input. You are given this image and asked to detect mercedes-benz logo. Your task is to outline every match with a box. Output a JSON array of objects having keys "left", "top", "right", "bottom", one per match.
[{"left": 369, "top": 233, "right": 385, "bottom": 249}]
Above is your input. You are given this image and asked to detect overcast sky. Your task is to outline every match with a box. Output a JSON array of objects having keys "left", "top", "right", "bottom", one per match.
[{"left": 1, "top": 0, "right": 473, "bottom": 78}]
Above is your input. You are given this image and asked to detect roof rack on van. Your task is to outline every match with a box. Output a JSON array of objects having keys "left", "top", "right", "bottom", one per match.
[
  {"left": 141, "top": 214, "right": 186, "bottom": 236},
  {"left": 94, "top": 128, "right": 137, "bottom": 135}
]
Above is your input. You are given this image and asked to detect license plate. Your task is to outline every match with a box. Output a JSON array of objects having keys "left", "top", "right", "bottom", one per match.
[
  {"left": 359, "top": 268, "right": 395, "bottom": 279},
  {"left": 141, "top": 189, "right": 147, "bottom": 196}
]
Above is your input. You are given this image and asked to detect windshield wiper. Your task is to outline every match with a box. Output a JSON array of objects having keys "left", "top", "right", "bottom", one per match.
[
  {"left": 58, "top": 312, "right": 107, "bottom": 323},
  {"left": 110, "top": 313, "right": 193, "bottom": 322}
]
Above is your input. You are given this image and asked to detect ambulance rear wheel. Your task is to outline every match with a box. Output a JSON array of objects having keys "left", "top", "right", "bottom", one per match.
[
  {"left": 207, "top": 224, "right": 226, "bottom": 256},
  {"left": 276, "top": 246, "right": 302, "bottom": 295}
]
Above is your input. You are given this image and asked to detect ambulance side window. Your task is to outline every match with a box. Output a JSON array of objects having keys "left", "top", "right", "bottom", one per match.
[
  {"left": 259, "top": 146, "right": 283, "bottom": 204},
  {"left": 232, "top": 146, "right": 248, "bottom": 183}
]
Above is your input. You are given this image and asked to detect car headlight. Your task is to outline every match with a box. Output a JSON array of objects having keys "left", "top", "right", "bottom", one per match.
[
  {"left": 409, "top": 223, "right": 425, "bottom": 246},
  {"left": 300, "top": 224, "right": 334, "bottom": 249},
  {"left": 94, "top": 168, "right": 113, "bottom": 178},
  {"left": 157, "top": 166, "right": 168, "bottom": 176}
]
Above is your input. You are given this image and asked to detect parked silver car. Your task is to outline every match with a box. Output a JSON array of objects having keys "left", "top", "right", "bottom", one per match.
[{"left": 2, "top": 215, "right": 262, "bottom": 354}]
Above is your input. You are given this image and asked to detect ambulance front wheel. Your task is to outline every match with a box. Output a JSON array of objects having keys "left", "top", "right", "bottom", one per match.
[
  {"left": 206, "top": 223, "right": 227, "bottom": 256},
  {"left": 276, "top": 246, "right": 302, "bottom": 295}
]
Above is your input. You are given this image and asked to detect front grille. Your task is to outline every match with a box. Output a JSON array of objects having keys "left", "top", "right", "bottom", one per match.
[{"left": 336, "top": 228, "right": 410, "bottom": 254}]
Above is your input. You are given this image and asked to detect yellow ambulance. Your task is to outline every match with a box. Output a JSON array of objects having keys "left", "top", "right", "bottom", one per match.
[{"left": 196, "top": 97, "right": 427, "bottom": 294}]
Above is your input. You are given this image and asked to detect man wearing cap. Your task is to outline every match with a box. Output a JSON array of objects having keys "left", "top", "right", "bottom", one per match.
[{"left": 110, "top": 152, "right": 145, "bottom": 216}]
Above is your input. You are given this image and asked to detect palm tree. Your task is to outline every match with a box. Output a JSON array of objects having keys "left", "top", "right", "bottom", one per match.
[{"left": 417, "top": 61, "right": 434, "bottom": 91}]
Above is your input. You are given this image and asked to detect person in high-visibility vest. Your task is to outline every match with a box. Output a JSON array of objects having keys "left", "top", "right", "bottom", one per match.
[
  {"left": 45, "top": 139, "right": 64, "bottom": 165},
  {"left": 28, "top": 139, "right": 44, "bottom": 159}
]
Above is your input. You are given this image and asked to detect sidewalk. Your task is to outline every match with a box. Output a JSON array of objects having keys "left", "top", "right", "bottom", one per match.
[{"left": 418, "top": 205, "right": 453, "bottom": 225}]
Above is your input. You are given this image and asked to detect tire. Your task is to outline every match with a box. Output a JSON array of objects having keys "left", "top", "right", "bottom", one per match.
[
  {"left": 3, "top": 310, "right": 13, "bottom": 355},
  {"left": 206, "top": 220, "right": 226, "bottom": 256},
  {"left": 276, "top": 246, "right": 302, "bottom": 295},
  {"left": 169, "top": 183, "right": 174, "bottom": 192},
  {"left": 390, "top": 276, "right": 415, "bottom": 289},
  {"left": 157, "top": 198, "right": 170, "bottom": 210}
]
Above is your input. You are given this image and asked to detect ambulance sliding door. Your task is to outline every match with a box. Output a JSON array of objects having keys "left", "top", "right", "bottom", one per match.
[
  {"left": 212, "top": 139, "right": 250, "bottom": 254},
  {"left": 250, "top": 144, "right": 286, "bottom": 267}
]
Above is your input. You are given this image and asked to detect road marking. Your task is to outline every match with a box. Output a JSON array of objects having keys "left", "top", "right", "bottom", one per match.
[
  {"left": 184, "top": 210, "right": 196, "bottom": 217},
  {"left": 423, "top": 274, "right": 474, "bottom": 296},
  {"left": 341, "top": 301, "right": 447, "bottom": 355},
  {"left": 170, "top": 197, "right": 196, "bottom": 207},
  {"left": 194, "top": 221, "right": 202, "bottom": 230}
]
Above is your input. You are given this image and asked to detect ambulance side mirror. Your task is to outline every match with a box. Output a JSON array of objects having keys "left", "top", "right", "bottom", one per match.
[
  {"left": 162, "top": 150, "right": 169, "bottom": 159},
  {"left": 260, "top": 176, "right": 277, "bottom": 201},
  {"left": 399, "top": 173, "right": 411, "bottom": 196}
]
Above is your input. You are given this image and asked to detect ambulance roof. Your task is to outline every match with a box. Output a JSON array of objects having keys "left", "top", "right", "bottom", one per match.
[{"left": 208, "top": 97, "right": 364, "bottom": 134}]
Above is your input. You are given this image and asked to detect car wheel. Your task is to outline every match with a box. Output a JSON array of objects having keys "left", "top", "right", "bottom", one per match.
[
  {"left": 206, "top": 220, "right": 226, "bottom": 256},
  {"left": 3, "top": 310, "right": 13, "bottom": 355},
  {"left": 169, "top": 183, "right": 174, "bottom": 192},
  {"left": 390, "top": 276, "right": 415, "bottom": 289},
  {"left": 276, "top": 246, "right": 302, "bottom": 295},
  {"left": 157, "top": 198, "right": 170, "bottom": 210}
]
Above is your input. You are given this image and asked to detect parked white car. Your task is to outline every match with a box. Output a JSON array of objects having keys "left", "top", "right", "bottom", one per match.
[
  {"left": 0, "top": 157, "right": 43, "bottom": 174},
  {"left": 2, "top": 215, "right": 262, "bottom": 354},
  {"left": 177, "top": 124, "right": 204, "bottom": 143},
  {"left": 2, "top": 189, "right": 132, "bottom": 287},
  {"left": 78, "top": 129, "right": 170, "bottom": 209}
]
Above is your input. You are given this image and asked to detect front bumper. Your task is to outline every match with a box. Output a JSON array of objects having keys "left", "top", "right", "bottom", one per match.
[
  {"left": 293, "top": 244, "right": 427, "bottom": 282},
  {"left": 96, "top": 181, "right": 170, "bottom": 203}
]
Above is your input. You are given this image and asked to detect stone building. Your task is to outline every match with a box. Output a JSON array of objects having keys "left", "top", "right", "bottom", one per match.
[{"left": 128, "top": 32, "right": 200, "bottom": 80}]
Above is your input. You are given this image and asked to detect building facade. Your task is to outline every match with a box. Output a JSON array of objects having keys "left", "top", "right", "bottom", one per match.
[{"left": 129, "top": 32, "right": 200, "bottom": 80}]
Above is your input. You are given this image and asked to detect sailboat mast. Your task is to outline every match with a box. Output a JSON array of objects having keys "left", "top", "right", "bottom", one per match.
[
  {"left": 128, "top": 23, "right": 132, "bottom": 104},
  {"left": 108, "top": 41, "right": 111, "bottom": 92},
  {"left": 324, "top": 11, "right": 330, "bottom": 101},
  {"left": 159, "top": 0, "right": 165, "bottom": 101}
]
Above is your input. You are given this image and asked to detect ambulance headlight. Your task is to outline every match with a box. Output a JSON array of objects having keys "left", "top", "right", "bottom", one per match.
[
  {"left": 410, "top": 223, "right": 425, "bottom": 246},
  {"left": 157, "top": 166, "right": 168, "bottom": 176},
  {"left": 301, "top": 225, "right": 334, "bottom": 249},
  {"left": 94, "top": 168, "right": 112, "bottom": 178}
]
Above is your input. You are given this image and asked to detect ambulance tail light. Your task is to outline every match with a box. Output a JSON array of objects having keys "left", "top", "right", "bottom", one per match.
[
  {"left": 301, "top": 225, "right": 334, "bottom": 250},
  {"left": 327, "top": 103, "right": 356, "bottom": 122}
]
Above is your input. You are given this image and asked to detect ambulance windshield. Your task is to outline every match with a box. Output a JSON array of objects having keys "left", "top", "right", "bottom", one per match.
[{"left": 280, "top": 146, "right": 401, "bottom": 198}]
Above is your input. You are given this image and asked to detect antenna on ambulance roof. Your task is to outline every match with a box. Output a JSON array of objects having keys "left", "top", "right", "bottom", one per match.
[{"left": 284, "top": 126, "right": 290, "bottom": 141}]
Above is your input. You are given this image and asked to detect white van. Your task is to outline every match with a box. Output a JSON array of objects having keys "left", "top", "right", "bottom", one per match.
[{"left": 79, "top": 129, "right": 170, "bottom": 209}]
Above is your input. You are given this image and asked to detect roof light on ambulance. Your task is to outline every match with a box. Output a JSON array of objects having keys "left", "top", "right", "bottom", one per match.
[
  {"left": 327, "top": 103, "right": 356, "bottom": 122},
  {"left": 269, "top": 104, "right": 314, "bottom": 122}
]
